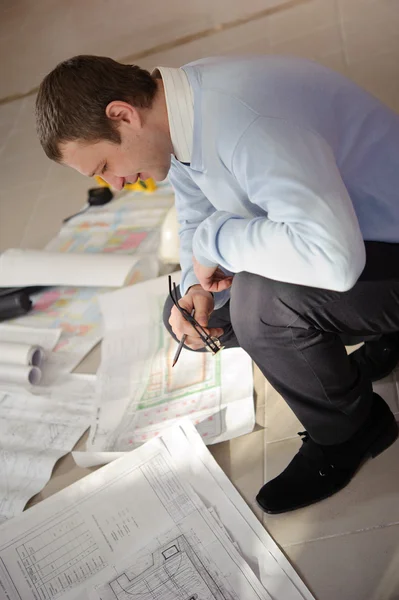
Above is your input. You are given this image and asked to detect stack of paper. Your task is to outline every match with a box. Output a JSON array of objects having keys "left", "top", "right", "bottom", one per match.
[{"left": 0, "top": 421, "right": 314, "bottom": 600}]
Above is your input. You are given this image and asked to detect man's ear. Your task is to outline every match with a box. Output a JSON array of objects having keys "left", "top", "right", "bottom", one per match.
[{"left": 105, "top": 101, "right": 141, "bottom": 128}]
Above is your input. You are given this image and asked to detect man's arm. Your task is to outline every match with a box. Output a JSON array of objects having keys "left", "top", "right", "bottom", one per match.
[
  {"left": 168, "top": 158, "right": 231, "bottom": 308},
  {"left": 192, "top": 118, "right": 366, "bottom": 292}
]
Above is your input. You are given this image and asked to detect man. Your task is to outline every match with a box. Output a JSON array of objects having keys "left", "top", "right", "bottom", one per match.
[{"left": 36, "top": 54, "right": 399, "bottom": 514}]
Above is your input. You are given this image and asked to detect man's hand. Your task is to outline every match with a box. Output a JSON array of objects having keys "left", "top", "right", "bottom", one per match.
[
  {"left": 169, "top": 285, "right": 224, "bottom": 350},
  {"left": 193, "top": 258, "right": 233, "bottom": 293}
]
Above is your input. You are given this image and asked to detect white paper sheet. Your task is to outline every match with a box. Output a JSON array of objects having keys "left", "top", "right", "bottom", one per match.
[
  {"left": 0, "top": 374, "right": 95, "bottom": 523},
  {"left": 87, "top": 274, "right": 254, "bottom": 455},
  {"left": 0, "top": 249, "right": 144, "bottom": 288},
  {"left": 0, "top": 421, "right": 313, "bottom": 600}
]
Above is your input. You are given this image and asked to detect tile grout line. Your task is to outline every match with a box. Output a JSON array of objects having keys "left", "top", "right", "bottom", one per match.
[
  {"left": 266, "top": 435, "right": 299, "bottom": 445},
  {"left": 283, "top": 520, "right": 399, "bottom": 549},
  {"left": 334, "top": 0, "right": 350, "bottom": 67},
  {"left": 0, "top": 0, "right": 310, "bottom": 107}
]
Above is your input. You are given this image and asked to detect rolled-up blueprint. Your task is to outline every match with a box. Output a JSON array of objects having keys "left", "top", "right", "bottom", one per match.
[
  {"left": 0, "top": 341, "right": 45, "bottom": 367},
  {"left": 0, "top": 249, "right": 142, "bottom": 288},
  {"left": 0, "top": 363, "right": 42, "bottom": 385}
]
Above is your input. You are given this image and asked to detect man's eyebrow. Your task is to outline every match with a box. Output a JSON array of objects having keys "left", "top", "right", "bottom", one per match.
[{"left": 88, "top": 163, "right": 102, "bottom": 177}]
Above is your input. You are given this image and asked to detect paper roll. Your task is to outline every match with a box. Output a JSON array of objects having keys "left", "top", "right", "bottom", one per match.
[
  {"left": 0, "top": 324, "right": 61, "bottom": 351},
  {"left": 0, "top": 364, "right": 42, "bottom": 386},
  {"left": 0, "top": 249, "right": 141, "bottom": 288},
  {"left": 0, "top": 341, "right": 45, "bottom": 367},
  {"left": 72, "top": 451, "right": 126, "bottom": 468}
]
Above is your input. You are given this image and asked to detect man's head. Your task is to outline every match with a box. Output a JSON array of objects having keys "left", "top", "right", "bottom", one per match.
[{"left": 36, "top": 55, "right": 173, "bottom": 188}]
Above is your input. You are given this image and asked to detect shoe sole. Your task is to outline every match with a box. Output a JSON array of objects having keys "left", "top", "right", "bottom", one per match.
[{"left": 257, "top": 418, "right": 399, "bottom": 515}]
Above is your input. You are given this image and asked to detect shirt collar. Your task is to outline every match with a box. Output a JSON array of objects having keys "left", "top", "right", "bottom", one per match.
[{"left": 153, "top": 66, "right": 194, "bottom": 163}]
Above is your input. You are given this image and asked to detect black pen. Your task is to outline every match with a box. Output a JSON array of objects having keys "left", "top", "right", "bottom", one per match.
[{"left": 172, "top": 309, "right": 195, "bottom": 367}]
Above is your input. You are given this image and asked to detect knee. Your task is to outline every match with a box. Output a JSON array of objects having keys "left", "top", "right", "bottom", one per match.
[{"left": 230, "top": 272, "right": 300, "bottom": 349}]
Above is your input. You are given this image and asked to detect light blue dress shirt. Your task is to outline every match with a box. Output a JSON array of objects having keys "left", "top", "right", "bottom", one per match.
[{"left": 168, "top": 56, "right": 399, "bottom": 308}]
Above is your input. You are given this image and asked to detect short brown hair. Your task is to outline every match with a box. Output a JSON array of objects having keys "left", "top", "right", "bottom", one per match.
[{"left": 35, "top": 55, "right": 157, "bottom": 162}]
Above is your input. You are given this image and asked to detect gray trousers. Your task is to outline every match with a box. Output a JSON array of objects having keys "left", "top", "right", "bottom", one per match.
[{"left": 163, "top": 242, "right": 399, "bottom": 445}]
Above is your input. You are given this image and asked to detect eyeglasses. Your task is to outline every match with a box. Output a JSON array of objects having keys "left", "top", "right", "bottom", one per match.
[{"left": 168, "top": 276, "right": 222, "bottom": 356}]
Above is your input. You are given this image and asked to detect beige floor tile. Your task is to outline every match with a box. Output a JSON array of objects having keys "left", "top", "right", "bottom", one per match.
[
  {"left": 336, "top": 0, "right": 381, "bottom": 22},
  {"left": 269, "top": 23, "right": 342, "bottom": 60},
  {"left": 338, "top": 0, "right": 399, "bottom": 65},
  {"left": 139, "top": 14, "right": 272, "bottom": 72},
  {"left": 265, "top": 379, "right": 303, "bottom": 442},
  {"left": 74, "top": 342, "right": 102, "bottom": 375},
  {"left": 317, "top": 50, "right": 349, "bottom": 75},
  {"left": 262, "top": 433, "right": 399, "bottom": 547},
  {"left": 20, "top": 185, "right": 89, "bottom": 250},
  {"left": 4, "top": 125, "right": 42, "bottom": 161},
  {"left": 348, "top": 50, "right": 399, "bottom": 112},
  {"left": 0, "top": 99, "right": 23, "bottom": 155},
  {"left": 208, "top": 0, "right": 289, "bottom": 27},
  {"left": 18, "top": 95, "right": 37, "bottom": 131},
  {"left": 268, "top": 0, "right": 338, "bottom": 45},
  {"left": 0, "top": 181, "right": 43, "bottom": 251},
  {"left": 285, "top": 524, "right": 399, "bottom": 600},
  {"left": 0, "top": 97, "right": 23, "bottom": 129},
  {"left": 209, "top": 428, "right": 265, "bottom": 521},
  {"left": 0, "top": 2, "right": 29, "bottom": 41},
  {"left": 66, "top": 0, "right": 211, "bottom": 63},
  {"left": 0, "top": 103, "right": 51, "bottom": 189},
  {"left": 0, "top": 0, "right": 284, "bottom": 98},
  {"left": 44, "top": 162, "right": 92, "bottom": 199},
  {"left": 0, "top": 151, "right": 50, "bottom": 192},
  {"left": 0, "top": 42, "right": 40, "bottom": 99}
]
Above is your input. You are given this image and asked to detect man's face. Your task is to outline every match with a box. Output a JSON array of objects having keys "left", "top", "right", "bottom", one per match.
[{"left": 61, "top": 100, "right": 172, "bottom": 189}]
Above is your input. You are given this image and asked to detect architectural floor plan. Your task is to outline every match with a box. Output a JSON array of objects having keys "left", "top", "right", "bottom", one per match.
[
  {"left": 89, "top": 275, "right": 254, "bottom": 453},
  {"left": 0, "top": 423, "right": 314, "bottom": 600},
  {"left": 98, "top": 533, "right": 237, "bottom": 600}
]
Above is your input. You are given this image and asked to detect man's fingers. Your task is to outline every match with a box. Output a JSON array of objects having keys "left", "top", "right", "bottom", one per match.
[
  {"left": 169, "top": 286, "right": 217, "bottom": 344},
  {"left": 191, "top": 293, "right": 213, "bottom": 326},
  {"left": 194, "top": 309, "right": 208, "bottom": 327},
  {"left": 182, "top": 327, "right": 224, "bottom": 350},
  {"left": 209, "top": 327, "right": 224, "bottom": 338},
  {"left": 206, "top": 277, "right": 233, "bottom": 292},
  {"left": 183, "top": 336, "right": 206, "bottom": 350}
]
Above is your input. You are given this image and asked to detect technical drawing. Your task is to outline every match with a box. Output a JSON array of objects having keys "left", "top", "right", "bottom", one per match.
[
  {"left": 105, "top": 535, "right": 229, "bottom": 600},
  {"left": 103, "top": 309, "right": 223, "bottom": 451},
  {"left": 138, "top": 325, "right": 222, "bottom": 407},
  {"left": 16, "top": 513, "right": 106, "bottom": 599}
]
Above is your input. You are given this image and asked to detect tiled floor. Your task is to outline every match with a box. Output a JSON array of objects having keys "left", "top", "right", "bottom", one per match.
[{"left": 2, "top": 0, "right": 399, "bottom": 598}]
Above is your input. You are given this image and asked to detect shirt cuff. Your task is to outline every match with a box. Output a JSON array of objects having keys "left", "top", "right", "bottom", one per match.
[
  {"left": 192, "top": 222, "right": 218, "bottom": 267},
  {"left": 180, "top": 269, "right": 200, "bottom": 296}
]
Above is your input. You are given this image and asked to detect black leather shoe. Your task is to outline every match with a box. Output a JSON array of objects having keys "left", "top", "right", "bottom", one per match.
[
  {"left": 256, "top": 393, "right": 398, "bottom": 514},
  {"left": 351, "top": 333, "right": 399, "bottom": 382}
]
